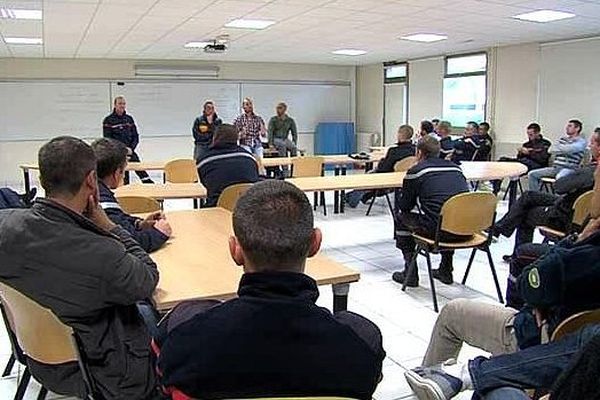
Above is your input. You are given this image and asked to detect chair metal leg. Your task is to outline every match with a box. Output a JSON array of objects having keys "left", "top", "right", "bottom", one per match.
[
  {"left": 384, "top": 193, "right": 394, "bottom": 215},
  {"left": 401, "top": 250, "right": 420, "bottom": 292},
  {"left": 485, "top": 247, "right": 505, "bottom": 304},
  {"left": 14, "top": 368, "right": 31, "bottom": 400},
  {"left": 462, "top": 248, "right": 478, "bottom": 285},
  {"left": 320, "top": 192, "right": 327, "bottom": 216},
  {"left": 424, "top": 251, "right": 439, "bottom": 312},
  {"left": 313, "top": 192, "right": 318, "bottom": 211},
  {"left": 36, "top": 387, "right": 48, "bottom": 400},
  {"left": 2, "top": 353, "right": 15, "bottom": 377},
  {"left": 193, "top": 199, "right": 198, "bottom": 209},
  {"left": 365, "top": 195, "right": 376, "bottom": 216}
]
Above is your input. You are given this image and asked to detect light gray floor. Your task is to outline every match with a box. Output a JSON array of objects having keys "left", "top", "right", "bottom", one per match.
[{"left": 0, "top": 179, "right": 526, "bottom": 400}]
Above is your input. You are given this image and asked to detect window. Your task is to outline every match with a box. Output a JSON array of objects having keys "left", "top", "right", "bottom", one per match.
[
  {"left": 443, "top": 53, "right": 487, "bottom": 127},
  {"left": 384, "top": 62, "right": 407, "bottom": 83}
]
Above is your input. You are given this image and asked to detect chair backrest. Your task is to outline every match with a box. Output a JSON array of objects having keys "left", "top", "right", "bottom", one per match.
[
  {"left": 572, "top": 190, "right": 594, "bottom": 227},
  {"left": 551, "top": 309, "right": 600, "bottom": 342},
  {"left": 393, "top": 156, "right": 418, "bottom": 172},
  {"left": 217, "top": 183, "right": 254, "bottom": 212},
  {"left": 116, "top": 195, "right": 161, "bottom": 214},
  {"left": 0, "top": 282, "right": 77, "bottom": 364},
  {"left": 164, "top": 159, "right": 199, "bottom": 183},
  {"left": 291, "top": 157, "right": 324, "bottom": 178},
  {"left": 440, "top": 192, "right": 497, "bottom": 236}
]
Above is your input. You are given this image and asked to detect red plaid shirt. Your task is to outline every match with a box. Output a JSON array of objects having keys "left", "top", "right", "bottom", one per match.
[{"left": 234, "top": 112, "right": 265, "bottom": 147}]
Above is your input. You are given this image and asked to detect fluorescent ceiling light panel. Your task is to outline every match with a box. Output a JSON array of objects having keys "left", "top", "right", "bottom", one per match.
[
  {"left": 0, "top": 8, "right": 42, "bottom": 20},
  {"left": 184, "top": 41, "right": 212, "bottom": 48},
  {"left": 332, "top": 49, "right": 367, "bottom": 56},
  {"left": 401, "top": 33, "right": 447, "bottom": 42},
  {"left": 224, "top": 19, "right": 275, "bottom": 29},
  {"left": 513, "top": 10, "right": 575, "bottom": 23},
  {"left": 4, "top": 37, "right": 43, "bottom": 45}
]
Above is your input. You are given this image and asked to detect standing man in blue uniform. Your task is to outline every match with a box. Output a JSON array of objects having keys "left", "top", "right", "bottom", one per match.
[
  {"left": 192, "top": 100, "right": 222, "bottom": 162},
  {"left": 103, "top": 96, "right": 153, "bottom": 184}
]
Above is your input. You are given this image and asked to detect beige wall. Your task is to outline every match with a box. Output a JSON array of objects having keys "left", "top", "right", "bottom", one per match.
[
  {"left": 407, "top": 57, "right": 443, "bottom": 128},
  {"left": 356, "top": 64, "right": 383, "bottom": 135},
  {"left": 0, "top": 58, "right": 356, "bottom": 188}
]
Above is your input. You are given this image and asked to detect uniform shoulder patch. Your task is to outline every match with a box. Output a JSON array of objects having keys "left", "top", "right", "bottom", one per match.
[{"left": 528, "top": 268, "right": 541, "bottom": 289}]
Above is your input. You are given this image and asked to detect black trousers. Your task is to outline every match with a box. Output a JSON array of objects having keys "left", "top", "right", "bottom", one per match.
[
  {"left": 395, "top": 212, "right": 471, "bottom": 268},
  {"left": 125, "top": 151, "right": 152, "bottom": 184},
  {"left": 492, "top": 157, "right": 542, "bottom": 193},
  {"left": 505, "top": 243, "right": 552, "bottom": 309},
  {"left": 495, "top": 191, "right": 565, "bottom": 253}
]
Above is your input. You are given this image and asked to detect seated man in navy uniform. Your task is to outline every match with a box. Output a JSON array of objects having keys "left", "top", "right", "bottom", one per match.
[
  {"left": 156, "top": 180, "right": 385, "bottom": 400},
  {"left": 451, "top": 121, "right": 482, "bottom": 163},
  {"left": 197, "top": 124, "right": 260, "bottom": 207},
  {"left": 92, "top": 138, "right": 171, "bottom": 253},
  {"left": 103, "top": 96, "right": 154, "bottom": 184},
  {"left": 345, "top": 124, "right": 416, "bottom": 208},
  {"left": 392, "top": 135, "right": 470, "bottom": 287}
]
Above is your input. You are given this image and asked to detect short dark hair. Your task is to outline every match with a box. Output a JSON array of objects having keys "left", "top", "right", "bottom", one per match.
[
  {"left": 595, "top": 127, "right": 600, "bottom": 135},
  {"left": 431, "top": 118, "right": 440, "bottom": 124},
  {"left": 421, "top": 120, "right": 434, "bottom": 134},
  {"left": 479, "top": 122, "right": 490, "bottom": 130},
  {"left": 213, "top": 123, "right": 239, "bottom": 145},
  {"left": 466, "top": 121, "right": 479, "bottom": 131},
  {"left": 91, "top": 138, "right": 128, "bottom": 179},
  {"left": 569, "top": 119, "right": 583, "bottom": 133},
  {"left": 233, "top": 180, "right": 314, "bottom": 270},
  {"left": 417, "top": 135, "right": 441, "bottom": 159},
  {"left": 527, "top": 123, "right": 541, "bottom": 133},
  {"left": 38, "top": 136, "right": 96, "bottom": 197}
]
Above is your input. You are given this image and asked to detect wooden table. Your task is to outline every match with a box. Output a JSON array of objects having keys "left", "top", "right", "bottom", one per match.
[
  {"left": 261, "top": 153, "right": 385, "bottom": 168},
  {"left": 114, "top": 182, "right": 206, "bottom": 200},
  {"left": 152, "top": 208, "right": 360, "bottom": 311}
]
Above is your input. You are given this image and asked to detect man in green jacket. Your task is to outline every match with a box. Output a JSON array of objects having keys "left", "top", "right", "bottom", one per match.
[{"left": 268, "top": 102, "right": 298, "bottom": 158}]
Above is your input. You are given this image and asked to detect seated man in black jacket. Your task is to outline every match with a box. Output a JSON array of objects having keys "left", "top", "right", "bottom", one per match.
[
  {"left": 197, "top": 123, "right": 260, "bottom": 207},
  {"left": 405, "top": 221, "right": 600, "bottom": 399},
  {"left": 0, "top": 136, "right": 160, "bottom": 399},
  {"left": 451, "top": 121, "right": 482, "bottom": 163},
  {"left": 345, "top": 124, "right": 416, "bottom": 208},
  {"left": 157, "top": 180, "right": 385, "bottom": 400},
  {"left": 437, "top": 121, "right": 455, "bottom": 160},
  {"left": 493, "top": 130, "right": 599, "bottom": 258},
  {"left": 392, "top": 136, "right": 470, "bottom": 287},
  {"left": 92, "top": 138, "right": 171, "bottom": 253}
]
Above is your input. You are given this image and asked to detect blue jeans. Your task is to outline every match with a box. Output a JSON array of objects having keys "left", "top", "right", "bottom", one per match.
[
  {"left": 241, "top": 141, "right": 264, "bottom": 158},
  {"left": 469, "top": 324, "right": 600, "bottom": 397},
  {"left": 483, "top": 387, "right": 529, "bottom": 400},
  {"left": 528, "top": 166, "right": 575, "bottom": 191}
]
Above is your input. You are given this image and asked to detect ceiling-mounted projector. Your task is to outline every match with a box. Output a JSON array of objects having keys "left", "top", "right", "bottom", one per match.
[{"left": 204, "top": 42, "right": 227, "bottom": 53}]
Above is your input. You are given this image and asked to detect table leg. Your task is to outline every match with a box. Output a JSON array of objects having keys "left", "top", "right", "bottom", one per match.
[
  {"left": 333, "top": 166, "right": 340, "bottom": 214},
  {"left": 508, "top": 179, "right": 518, "bottom": 209},
  {"left": 332, "top": 283, "right": 350, "bottom": 312},
  {"left": 124, "top": 171, "right": 131, "bottom": 185},
  {"left": 365, "top": 161, "right": 374, "bottom": 172},
  {"left": 22, "top": 169, "right": 31, "bottom": 194},
  {"left": 340, "top": 166, "right": 347, "bottom": 214}
]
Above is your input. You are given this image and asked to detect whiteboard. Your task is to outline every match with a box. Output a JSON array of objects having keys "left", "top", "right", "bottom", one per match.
[
  {"left": 0, "top": 81, "right": 111, "bottom": 141},
  {"left": 110, "top": 81, "right": 241, "bottom": 137},
  {"left": 241, "top": 83, "right": 351, "bottom": 132},
  {"left": 539, "top": 38, "right": 600, "bottom": 140}
]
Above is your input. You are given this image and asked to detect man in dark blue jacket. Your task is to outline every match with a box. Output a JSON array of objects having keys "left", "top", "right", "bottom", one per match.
[
  {"left": 437, "top": 121, "right": 455, "bottom": 160},
  {"left": 103, "top": 96, "right": 153, "bottom": 184},
  {"left": 92, "top": 138, "right": 171, "bottom": 253},
  {"left": 192, "top": 100, "right": 222, "bottom": 162},
  {"left": 197, "top": 123, "right": 260, "bottom": 207},
  {"left": 451, "top": 121, "right": 482, "bottom": 163},
  {"left": 156, "top": 180, "right": 385, "bottom": 400},
  {"left": 393, "top": 135, "right": 470, "bottom": 287},
  {"left": 345, "top": 124, "right": 416, "bottom": 208},
  {"left": 405, "top": 222, "right": 600, "bottom": 400}
]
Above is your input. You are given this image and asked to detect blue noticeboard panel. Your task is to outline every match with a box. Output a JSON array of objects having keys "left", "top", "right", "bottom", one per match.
[{"left": 314, "top": 122, "right": 355, "bottom": 155}]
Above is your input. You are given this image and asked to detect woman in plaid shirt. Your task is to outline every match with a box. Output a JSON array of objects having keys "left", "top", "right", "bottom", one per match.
[{"left": 234, "top": 97, "right": 267, "bottom": 159}]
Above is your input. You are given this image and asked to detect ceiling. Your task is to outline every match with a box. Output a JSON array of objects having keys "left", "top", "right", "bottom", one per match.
[{"left": 1, "top": 0, "right": 600, "bottom": 65}]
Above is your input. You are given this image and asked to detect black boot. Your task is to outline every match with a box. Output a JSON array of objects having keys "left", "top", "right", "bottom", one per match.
[
  {"left": 392, "top": 253, "right": 419, "bottom": 287},
  {"left": 432, "top": 254, "right": 454, "bottom": 285}
]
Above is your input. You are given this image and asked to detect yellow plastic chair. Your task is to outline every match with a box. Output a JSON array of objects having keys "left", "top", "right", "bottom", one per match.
[
  {"left": 164, "top": 158, "right": 200, "bottom": 208},
  {"left": 0, "top": 282, "right": 99, "bottom": 399},
  {"left": 291, "top": 157, "right": 327, "bottom": 215},
  {"left": 393, "top": 156, "right": 418, "bottom": 172},
  {"left": 538, "top": 190, "right": 593, "bottom": 242},
  {"left": 116, "top": 195, "right": 161, "bottom": 214},
  {"left": 402, "top": 192, "right": 501, "bottom": 312},
  {"left": 551, "top": 309, "right": 600, "bottom": 342},
  {"left": 217, "top": 183, "right": 254, "bottom": 212}
]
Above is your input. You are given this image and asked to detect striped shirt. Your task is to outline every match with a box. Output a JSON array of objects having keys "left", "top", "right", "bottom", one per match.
[
  {"left": 234, "top": 112, "right": 265, "bottom": 147},
  {"left": 552, "top": 135, "right": 587, "bottom": 170}
]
